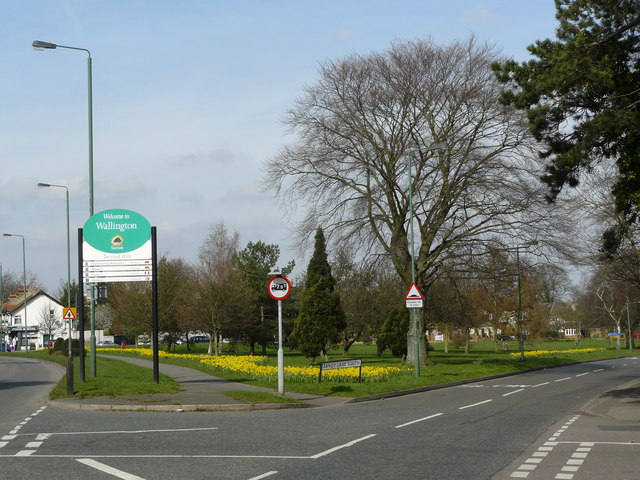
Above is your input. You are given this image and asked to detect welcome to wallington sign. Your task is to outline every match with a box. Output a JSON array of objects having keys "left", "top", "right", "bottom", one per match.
[{"left": 82, "top": 209, "right": 152, "bottom": 283}]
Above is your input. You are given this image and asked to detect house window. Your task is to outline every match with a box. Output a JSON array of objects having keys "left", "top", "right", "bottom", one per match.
[{"left": 14, "top": 315, "right": 22, "bottom": 325}]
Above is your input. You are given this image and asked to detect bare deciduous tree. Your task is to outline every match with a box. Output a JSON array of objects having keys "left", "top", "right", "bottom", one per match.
[
  {"left": 194, "top": 222, "right": 254, "bottom": 355},
  {"left": 37, "top": 301, "right": 62, "bottom": 344},
  {"left": 265, "top": 37, "right": 547, "bottom": 365}
]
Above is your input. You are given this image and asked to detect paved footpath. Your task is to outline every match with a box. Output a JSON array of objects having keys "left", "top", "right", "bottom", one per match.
[{"left": 492, "top": 377, "right": 640, "bottom": 480}]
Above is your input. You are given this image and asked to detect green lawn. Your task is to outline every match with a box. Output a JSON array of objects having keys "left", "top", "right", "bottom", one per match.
[{"left": 4, "top": 338, "right": 634, "bottom": 400}]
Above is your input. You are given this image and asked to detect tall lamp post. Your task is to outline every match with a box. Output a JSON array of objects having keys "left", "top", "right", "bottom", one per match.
[
  {"left": 3, "top": 234, "right": 27, "bottom": 352},
  {"left": 406, "top": 142, "right": 446, "bottom": 376},
  {"left": 33, "top": 40, "right": 96, "bottom": 376},
  {"left": 38, "top": 182, "right": 72, "bottom": 357},
  {"left": 515, "top": 241, "right": 538, "bottom": 362}
]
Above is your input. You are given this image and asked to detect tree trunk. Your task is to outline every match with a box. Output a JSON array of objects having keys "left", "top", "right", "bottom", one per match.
[
  {"left": 405, "top": 315, "right": 428, "bottom": 366},
  {"left": 464, "top": 327, "right": 470, "bottom": 354}
]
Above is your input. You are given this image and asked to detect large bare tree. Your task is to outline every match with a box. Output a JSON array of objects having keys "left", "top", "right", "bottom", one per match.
[
  {"left": 194, "top": 222, "right": 254, "bottom": 355},
  {"left": 265, "top": 37, "right": 547, "bottom": 365}
]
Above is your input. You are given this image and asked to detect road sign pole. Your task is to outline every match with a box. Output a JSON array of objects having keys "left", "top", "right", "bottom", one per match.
[
  {"left": 277, "top": 299, "right": 284, "bottom": 395},
  {"left": 268, "top": 274, "right": 291, "bottom": 396}
]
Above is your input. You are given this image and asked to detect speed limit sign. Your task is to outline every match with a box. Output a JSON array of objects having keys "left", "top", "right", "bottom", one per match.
[{"left": 267, "top": 275, "right": 292, "bottom": 300}]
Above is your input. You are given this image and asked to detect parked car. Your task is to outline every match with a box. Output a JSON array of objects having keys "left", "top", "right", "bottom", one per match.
[
  {"left": 497, "top": 334, "right": 518, "bottom": 341},
  {"left": 97, "top": 340, "right": 118, "bottom": 347},
  {"left": 190, "top": 336, "right": 209, "bottom": 343}
]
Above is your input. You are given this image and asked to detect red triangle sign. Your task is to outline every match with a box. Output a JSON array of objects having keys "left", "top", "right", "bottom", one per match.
[{"left": 404, "top": 282, "right": 424, "bottom": 300}]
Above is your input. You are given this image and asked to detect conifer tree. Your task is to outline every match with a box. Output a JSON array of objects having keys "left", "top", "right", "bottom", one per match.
[{"left": 289, "top": 228, "right": 345, "bottom": 361}]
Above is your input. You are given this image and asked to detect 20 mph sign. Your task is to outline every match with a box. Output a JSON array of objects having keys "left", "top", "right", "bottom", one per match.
[{"left": 268, "top": 275, "right": 292, "bottom": 300}]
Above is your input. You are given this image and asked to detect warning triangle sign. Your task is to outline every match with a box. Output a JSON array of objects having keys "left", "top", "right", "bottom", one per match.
[
  {"left": 63, "top": 307, "right": 76, "bottom": 320},
  {"left": 404, "top": 283, "right": 424, "bottom": 300}
]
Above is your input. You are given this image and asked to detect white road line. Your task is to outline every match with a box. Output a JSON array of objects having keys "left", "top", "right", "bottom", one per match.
[
  {"left": 593, "top": 369, "right": 604, "bottom": 372},
  {"left": 1, "top": 454, "right": 310, "bottom": 459},
  {"left": 532, "top": 382, "right": 549, "bottom": 388},
  {"left": 459, "top": 399, "right": 492, "bottom": 410},
  {"left": 503, "top": 389, "right": 524, "bottom": 397},
  {"left": 310, "top": 434, "right": 376, "bottom": 459},
  {"left": 247, "top": 472, "right": 278, "bottom": 480},
  {"left": 15, "top": 450, "right": 36, "bottom": 456},
  {"left": 575, "top": 372, "right": 589, "bottom": 377},
  {"left": 395, "top": 413, "right": 443, "bottom": 428},
  {"left": 77, "top": 458, "right": 146, "bottom": 480},
  {"left": 554, "top": 377, "right": 572, "bottom": 382},
  {"left": 47, "top": 427, "right": 220, "bottom": 437}
]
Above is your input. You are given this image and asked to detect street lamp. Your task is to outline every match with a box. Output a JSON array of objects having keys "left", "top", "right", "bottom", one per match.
[
  {"left": 38, "top": 182, "right": 72, "bottom": 357},
  {"left": 406, "top": 142, "right": 446, "bottom": 376},
  {"left": 34, "top": 40, "right": 96, "bottom": 376},
  {"left": 3, "top": 234, "right": 27, "bottom": 352},
  {"left": 515, "top": 241, "right": 538, "bottom": 362}
]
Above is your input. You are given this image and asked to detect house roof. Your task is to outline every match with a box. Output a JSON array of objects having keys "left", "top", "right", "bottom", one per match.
[{"left": 2, "top": 288, "right": 61, "bottom": 314}]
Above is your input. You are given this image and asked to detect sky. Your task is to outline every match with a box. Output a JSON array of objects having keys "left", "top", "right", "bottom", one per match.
[{"left": 0, "top": 0, "right": 559, "bottom": 295}]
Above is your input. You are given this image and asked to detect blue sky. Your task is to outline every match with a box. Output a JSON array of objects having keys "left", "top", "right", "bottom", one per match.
[{"left": 0, "top": 1, "right": 559, "bottom": 294}]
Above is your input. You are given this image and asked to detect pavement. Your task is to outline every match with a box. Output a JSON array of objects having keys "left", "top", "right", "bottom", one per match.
[{"left": 49, "top": 355, "right": 640, "bottom": 421}]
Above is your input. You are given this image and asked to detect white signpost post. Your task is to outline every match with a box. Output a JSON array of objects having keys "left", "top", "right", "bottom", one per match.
[{"left": 268, "top": 274, "right": 292, "bottom": 395}]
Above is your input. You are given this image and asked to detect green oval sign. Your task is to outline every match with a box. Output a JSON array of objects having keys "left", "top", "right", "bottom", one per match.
[{"left": 83, "top": 209, "right": 151, "bottom": 254}]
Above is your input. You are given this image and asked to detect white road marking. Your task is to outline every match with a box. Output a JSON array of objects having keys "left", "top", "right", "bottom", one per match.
[
  {"left": 503, "top": 389, "right": 524, "bottom": 397},
  {"left": 395, "top": 413, "right": 443, "bottom": 428},
  {"left": 532, "top": 382, "right": 549, "bottom": 388},
  {"left": 310, "top": 434, "right": 376, "bottom": 459},
  {"left": 247, "top": 472, "right": 278, "bottom": 480},
  {"left": 77, "top": 458, "right": 146, "bottom": 480},
  {"left": 48, "top": 426, "right": 220, "bottom": 437},
  {"left": 459, "top": 399, "right": 492, "bottom": 410},
  {"left": 554, "top": 377, "right": 572, "bottom": 382},
  {"left": 15, "top": 450, "right": 36, "bottom": 456},
  {"left": 575, "top": 372, "right": 589, "bottom": 377}
]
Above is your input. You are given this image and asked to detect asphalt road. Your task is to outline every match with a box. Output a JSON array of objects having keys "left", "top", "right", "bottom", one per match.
[{"left": 1, "top": 355, "right": 638, "bottom": 479}]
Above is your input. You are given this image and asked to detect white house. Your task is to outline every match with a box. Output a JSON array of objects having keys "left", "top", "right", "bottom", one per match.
[{"left": 1, "top": 287, "right": 67, "bottom": 351}]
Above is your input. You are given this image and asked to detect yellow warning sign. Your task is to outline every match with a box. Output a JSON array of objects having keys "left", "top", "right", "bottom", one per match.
[{"left": 63, "top": 307, "right": 77, "bottom": 321}]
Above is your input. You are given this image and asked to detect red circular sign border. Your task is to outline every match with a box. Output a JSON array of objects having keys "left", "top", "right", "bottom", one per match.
[{"left": 267, "top": 275, "right": 292, "bottom": 300}]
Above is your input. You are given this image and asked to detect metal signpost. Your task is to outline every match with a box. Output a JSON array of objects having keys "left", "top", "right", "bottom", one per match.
[{"left": 267, "top": 274, "right": 292, "bottom": 395}]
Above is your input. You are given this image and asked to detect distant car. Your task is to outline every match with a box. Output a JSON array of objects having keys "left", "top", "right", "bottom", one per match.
[
  {"left": 190, "top": 336, "right": 209, "bottom": 343},
  {"left": 497, "top": 334, "right": 517, "bottom": 341},
  {"left": 97, "top": 340, "right": 118, "bottom": 347}
]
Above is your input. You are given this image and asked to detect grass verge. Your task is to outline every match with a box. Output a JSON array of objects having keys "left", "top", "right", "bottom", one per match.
[
  {"left": 3, "top": 338, "right": 634, "bottom": 401},
  {"left": 222, "top": 390, "right": 299, "bottom": 404}
]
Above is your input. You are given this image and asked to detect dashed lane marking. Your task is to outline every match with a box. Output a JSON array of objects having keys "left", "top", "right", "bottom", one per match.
[
  {"left": 459, "top": 399, "right": 493, "bottom": 410},
  {"left": 247, "top": 472, "right": 278, "bottom": 480},
  {"left": 395, "top": 413, "right": 443, "bottom": 428}
]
